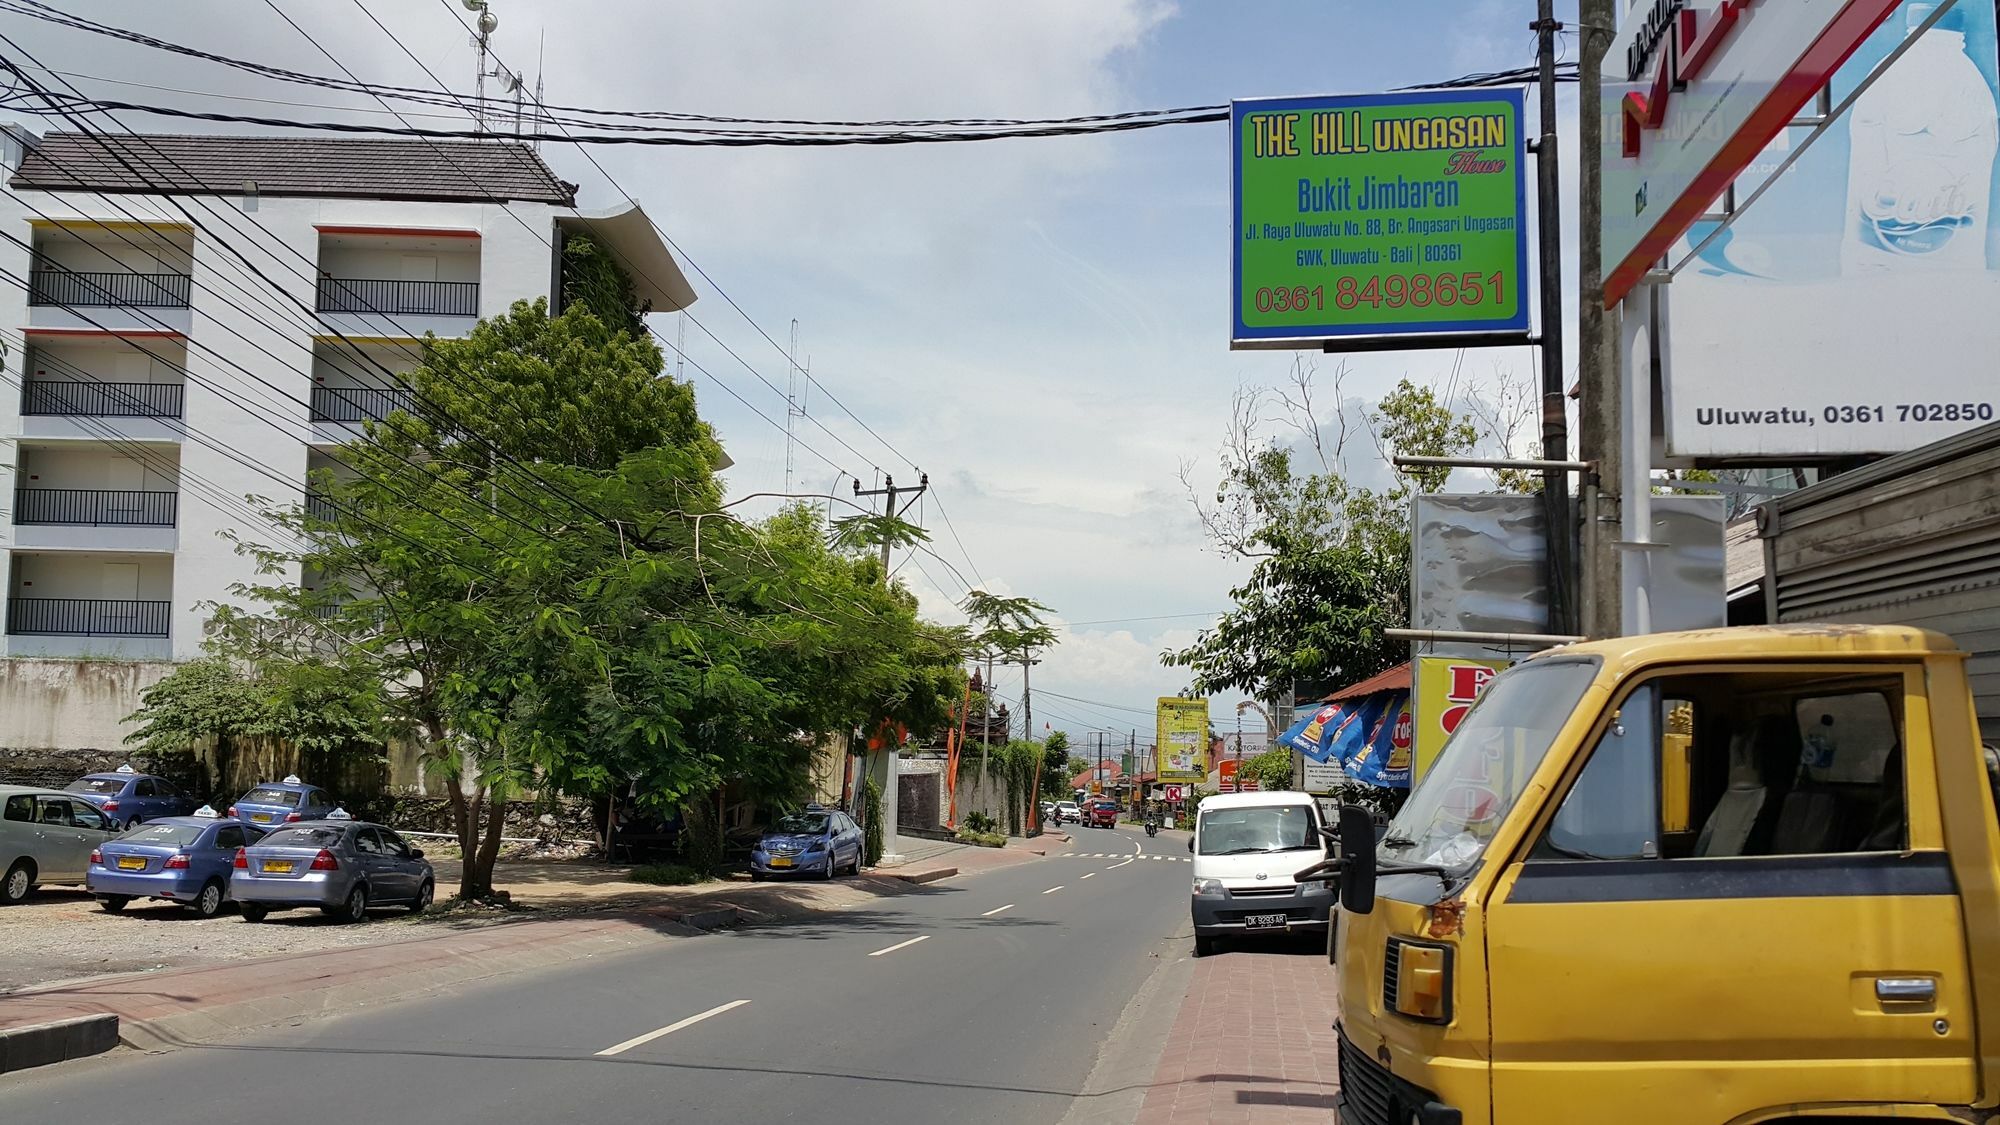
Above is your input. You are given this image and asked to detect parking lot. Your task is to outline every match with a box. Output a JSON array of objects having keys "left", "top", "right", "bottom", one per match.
[{"left": 0, "top": 882, "right": 457, "bottom": 993}]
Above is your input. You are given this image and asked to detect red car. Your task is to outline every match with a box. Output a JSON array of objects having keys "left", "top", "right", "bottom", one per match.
[{"left": 1085, "top": 800, "right": 1118, "bottom": 828}]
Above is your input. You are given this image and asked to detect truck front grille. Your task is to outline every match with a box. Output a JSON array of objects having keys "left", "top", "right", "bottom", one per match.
[{"left": 1337, "top": 1028, "right": 1395, "bottom": 1125}]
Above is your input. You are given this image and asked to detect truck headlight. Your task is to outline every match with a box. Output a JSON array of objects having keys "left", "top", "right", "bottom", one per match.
[{"left": 1193, "top": 878, "right": 1225, "bottom": 897}]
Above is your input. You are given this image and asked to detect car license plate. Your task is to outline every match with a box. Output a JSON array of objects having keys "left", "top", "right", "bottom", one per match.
[
  {"left": 252, "top": 813, "right": 273, "bottom": 823},
  {"left": 117, "top": 856, "right": 145, "bottom": 871},
  {"left": 1243, "top": 913, "right": 1288, "bottom": 930},
  {"left": 261, "top": 859, "right": 295, "bottom": 874},
  {"left": 769, "top": 857, "right": 793, "bottom": 868}
]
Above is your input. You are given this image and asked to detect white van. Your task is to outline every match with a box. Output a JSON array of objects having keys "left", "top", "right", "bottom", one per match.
[{"left": 1188, "top": 790, "right": 1332, "bottom": 956}]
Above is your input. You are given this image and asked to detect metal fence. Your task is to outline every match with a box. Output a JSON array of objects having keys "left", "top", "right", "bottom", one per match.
[
  {"left": 315, "top": 277, "right": 479, "bottom": 316},
  {"left": 310, "top": 385, "right": 416, "bottom": 423},
  {"left": 5, "top": 598, "right": 171, "bottom": 637},
  {"left": 13, "top": 487, "right": 178, "bottom": 526},
  {"left": 22, "top": 379, "right": 184, "bottom": 418},
  {"left": 27, "top": 268, "right": 192, "bottom": 308}
]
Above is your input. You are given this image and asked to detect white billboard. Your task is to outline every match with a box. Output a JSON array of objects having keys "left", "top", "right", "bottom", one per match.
[
  {"left": 1664, "top": 1, "right": 2000, "bottom": 458},
  {"left": 1604, "top": 0, "right": 1903, "bottom": 305}
]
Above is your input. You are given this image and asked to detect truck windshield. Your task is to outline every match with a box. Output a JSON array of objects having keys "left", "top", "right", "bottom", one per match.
[{"left": 1380, "top": 657, "right": 1600, "bottom": 872}]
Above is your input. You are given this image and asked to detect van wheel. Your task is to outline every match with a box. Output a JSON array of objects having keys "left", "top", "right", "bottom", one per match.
[
  {"left": 1194, "top": 935, "right": 1217, "bottom": 958},
  {"left": 1, "top": 861, "right": 32, "bottom": 904}
]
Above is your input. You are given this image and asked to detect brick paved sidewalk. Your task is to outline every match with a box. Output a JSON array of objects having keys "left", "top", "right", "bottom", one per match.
[{"left": 1136, "top": 941, "right": 1343, "bottom": 1124}]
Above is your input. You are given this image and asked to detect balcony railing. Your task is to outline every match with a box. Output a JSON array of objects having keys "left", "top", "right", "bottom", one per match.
[
  {"left": 316, "top": 277, "right": 479, "bottom": 317},
  {"left": 28, "top": 268, "right": 192, "bottom": 309},
  {"left": 304, "top": 492, "right": 339, "bottom": 522},
  {"left": 13, "top": 488, "right": 178, "bottom": 526},
  {"left": 6, "top": 597, "right": 171, "bottom": 637},
  {"left": 310, "top": 385, "right": 416, "bottom": 423},
  {"left": 22, "top": 379, "right": 184, "bottom": 418}
]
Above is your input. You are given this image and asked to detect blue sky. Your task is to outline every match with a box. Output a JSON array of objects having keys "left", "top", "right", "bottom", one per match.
[{"left": 2, "top": 1, "right": 1584, "bottom": 741}]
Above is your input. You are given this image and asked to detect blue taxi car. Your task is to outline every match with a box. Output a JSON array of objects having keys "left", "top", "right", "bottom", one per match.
[
  {"left": 227, "top": 776, "right": 338, "bottom": 828},
  {"left": 67, "top": 765, "right": 195, "bottom": 830},
  {"left": 87, "top": 807, "right": 266, "bottom": 917},
  {"left": 750, "top": 806, "right": 864, "bottom": 880}
]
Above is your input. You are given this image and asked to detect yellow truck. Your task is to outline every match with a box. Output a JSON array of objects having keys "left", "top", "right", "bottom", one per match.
[{"left": 1320, "top": 624, "right": 2000, "bottom": 1125}]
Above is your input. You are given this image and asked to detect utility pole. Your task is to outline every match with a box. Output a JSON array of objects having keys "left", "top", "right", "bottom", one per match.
[
  {"left": 852, "top": 472, "right": 929, "bottom": 579},
  {"left": 1533, "top": 0, "right": 1576, "bottom": 636},
  {"left": 1576, "top": 0, "right": 1622, "bottom": 638},
  {"left": 1020, "top": 653, "right": 1038, "bottom": 746}
]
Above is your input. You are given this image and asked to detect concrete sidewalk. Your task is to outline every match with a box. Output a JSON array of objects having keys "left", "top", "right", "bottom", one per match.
[
  {"left": 1135, "top": 940, "right": 1343, "bottom": 1124},
  {"left": 0, "top": 832, "right": 1069, "bottom": 1060}
]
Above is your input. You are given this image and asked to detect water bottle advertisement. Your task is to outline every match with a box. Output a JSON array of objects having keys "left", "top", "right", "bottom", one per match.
[{"left": 1665, "top": 1, "right": 2000, "bottom": 459}]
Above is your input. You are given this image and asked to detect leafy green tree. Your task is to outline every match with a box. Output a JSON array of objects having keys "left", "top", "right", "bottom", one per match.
[
  {"left": 1167, "top": 373, "right": 1479, "bottom": 702},
  {"left": 199, "top": 294, "right": 959, "bottom": 898},
  {"left": 1247, "top": 746, "right": 1295, "bottom": 790}
]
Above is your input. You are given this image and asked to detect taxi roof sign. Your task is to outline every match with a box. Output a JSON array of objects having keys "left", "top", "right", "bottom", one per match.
[
  {"left": 326, "top": 806, "right": 353, "bottom": 820},
  {"left": 115, "top": 763, "right": 137, "bottom": 774},
  {"left": 193, "top": 805, "right": 220, "bottom": 819},
  {"left": 281, "top": 774, "right": 302, "bottom": 785}
]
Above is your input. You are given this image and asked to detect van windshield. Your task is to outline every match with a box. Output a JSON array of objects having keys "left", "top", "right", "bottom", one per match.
[
  {"left": 1380, "top": 658, "right": 1600, "bottom": 872},
  {"left": 1198, "top": 805, "right": 1318, "bottom": 855}
]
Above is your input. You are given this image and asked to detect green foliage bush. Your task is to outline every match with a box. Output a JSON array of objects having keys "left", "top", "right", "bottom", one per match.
[
  {"left": 628, "top": 863, "right": 706, "bottom": 886},
  {"left": 955, "top": 828, "right": 1007, "bottom": 848},
  {"left": 963, "top": 809, "right": 997, "bottom": 834},
  {"left": 863, "top": 777, "right": 884, "bottom": 867}
]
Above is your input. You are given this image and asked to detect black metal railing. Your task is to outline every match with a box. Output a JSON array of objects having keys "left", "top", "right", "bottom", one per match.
[
  {"left": 305, "top": 492, "right": 339, "bottom": 522},
  {"left": 6, "top": 598, "right": 171, "bottom": 637},
  {"left": 13, "top": 488, "right": 177, "bottom": 526},
  {"left": 315, "top": 277, "right": 479, "bottom": 316},
  {"left": 22, "top": 379, "right": 184, "bottom": 418},
  {"left": 309, "top": 385, "right": 416, "bottom": 423},
  {"left": 28, "top": 268, "right": 191, "bottom": 308}
]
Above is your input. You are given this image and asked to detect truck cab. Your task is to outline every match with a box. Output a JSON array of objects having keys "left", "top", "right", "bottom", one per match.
[{"left": 1332, "top": 625, "right": 2000, "bottom": 1125}]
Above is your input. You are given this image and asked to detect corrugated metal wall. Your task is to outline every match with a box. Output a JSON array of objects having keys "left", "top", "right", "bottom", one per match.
[{"left": 1762, "top": 422, "right": 2000, "bottom": 739}]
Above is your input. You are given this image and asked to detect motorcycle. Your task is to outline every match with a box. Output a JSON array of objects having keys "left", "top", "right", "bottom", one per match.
[{"left": 1144, "top": 819, "right": 1159, "bottom": 838}]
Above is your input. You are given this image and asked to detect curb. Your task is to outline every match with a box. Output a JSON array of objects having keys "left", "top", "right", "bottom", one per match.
[
  {"left": 0, "top": 1014, "right": 119, "bottom": 1075},
  {"left": 885, "top": 867, "right": 957, "bottom": 885}
]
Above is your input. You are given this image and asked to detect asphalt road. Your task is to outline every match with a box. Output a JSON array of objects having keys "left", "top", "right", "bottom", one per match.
[{"left": 2, "top": 825, "right": 1196, "bottom": 1123}]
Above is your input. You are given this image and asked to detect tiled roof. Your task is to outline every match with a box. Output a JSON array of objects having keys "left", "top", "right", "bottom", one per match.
[
  {"left": 1325, "top": 661, "right": 1411, "bottom": 702},
  {"left": 11, "top": 132, "right": 577, "bottom": 205}
]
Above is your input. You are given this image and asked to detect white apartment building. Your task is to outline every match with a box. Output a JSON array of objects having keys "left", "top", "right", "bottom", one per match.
[{"left": 0, "top": 128, "right": 697, "bottom": 662}]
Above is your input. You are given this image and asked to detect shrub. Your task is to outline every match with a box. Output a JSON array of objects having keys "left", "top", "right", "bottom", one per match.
[
  {"left": 955, "top": 828, "right": 1007, "bottom": 848},
  {"left": 628, "top": 863, "right": 706, "bottom": 886},
  {"left": 863, "top": 777, "right": 884, "bottom": 866},
  {"left": 963, "top": 809, "right": 998, "bottom": 834}
]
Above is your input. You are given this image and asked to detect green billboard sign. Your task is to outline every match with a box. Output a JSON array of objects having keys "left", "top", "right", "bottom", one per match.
[{"left": 1231, "top": 89, "right": 1530, "bottom": 348}]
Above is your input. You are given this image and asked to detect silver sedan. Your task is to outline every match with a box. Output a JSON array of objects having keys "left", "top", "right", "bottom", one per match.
[{"left": 230, "top": 818, "right": 434, "bottom": 923}]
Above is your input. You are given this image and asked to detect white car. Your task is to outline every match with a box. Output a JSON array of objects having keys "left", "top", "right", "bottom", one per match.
[{"left": 1053, "top": 801, "right": 1082, "bottom": 824}]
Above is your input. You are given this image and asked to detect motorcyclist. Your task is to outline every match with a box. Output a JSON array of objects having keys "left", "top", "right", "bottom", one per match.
[{"left": 1144, "top": 802, "right": 1160, "bottom": 836}]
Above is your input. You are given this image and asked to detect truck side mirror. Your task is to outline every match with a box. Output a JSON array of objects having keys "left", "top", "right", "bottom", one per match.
[{"left": 1337, "top": 804, "right": 1376, "bottom": 916}]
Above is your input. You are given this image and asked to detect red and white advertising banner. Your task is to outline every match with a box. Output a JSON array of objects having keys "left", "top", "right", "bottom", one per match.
[{"left": 1604, "top": 0, "right": 1903, "bottom": 304}]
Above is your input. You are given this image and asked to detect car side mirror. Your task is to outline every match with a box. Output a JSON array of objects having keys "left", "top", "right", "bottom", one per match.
[
  {"left": 410, "top": 849, "right": 425, "bottom": 860},
  {"left": 1337, "top": 804, "right": 1377, "bottom": 915},
  {"left": 1186, "top": 836, "right": 1194, "bottom": 853}
]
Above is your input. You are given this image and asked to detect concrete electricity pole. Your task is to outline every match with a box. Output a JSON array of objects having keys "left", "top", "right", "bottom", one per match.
[
  {"left": 1576, "top": 0, "right": 1623, "bottom": 639},
  {"left": 852, "top": 472, "right": 929, "bottom": 578}
]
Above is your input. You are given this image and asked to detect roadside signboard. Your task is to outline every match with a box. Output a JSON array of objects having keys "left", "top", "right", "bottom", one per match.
[
  {"left": 1231, "top": 88, "right": 1530, "bottom": 348},
  {"left": 1161, "top": 784, "right": 1184, "bottom": 802},
  {"left": 1218, "top": 759, "right": 1241, "bottom": 793},
  {"left": 1301, "top": 756, "right": 1346, "bottom": 792},
  {"left": 1414, "top": 657, "right": 1511, "bottom": 783},
  {"left": 1663, "top": 0, "right": 2000, "bottom": 458},
  {"left": 1603, "top": 0, "right": 1904, "bottom": 304},
  {"left": 1156, "top": 698, "right": 1210, "bottom": 783}
]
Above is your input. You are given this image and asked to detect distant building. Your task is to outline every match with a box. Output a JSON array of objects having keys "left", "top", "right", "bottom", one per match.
[{"left": 0, "top": 128, "right": 696, "bottom": 660}]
